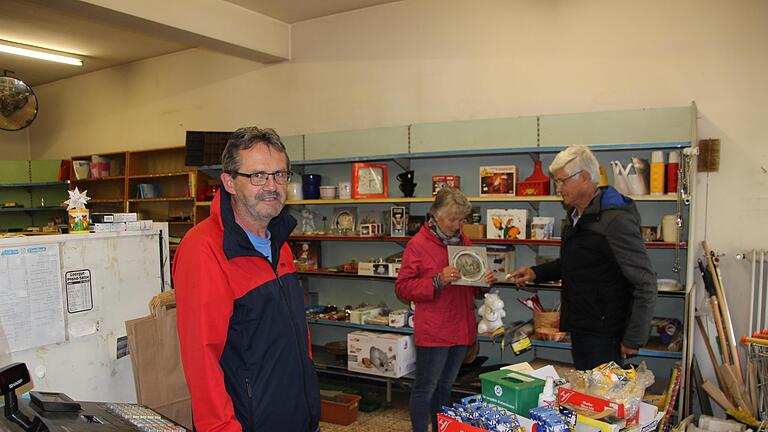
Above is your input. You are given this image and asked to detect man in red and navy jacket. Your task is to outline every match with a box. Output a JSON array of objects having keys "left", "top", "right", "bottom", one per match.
[{"left": 174, "top": 127, "right": 320, "bottom": 431}]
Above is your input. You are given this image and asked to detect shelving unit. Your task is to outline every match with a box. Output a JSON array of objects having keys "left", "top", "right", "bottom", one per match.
[
  {"left": 187, "top": 104, "right": 698, "bottom": 414},
  {"left": 68, "top": 147, "right": 209, "bottom": 263},
  {"left": 0, "top": 160, "right": 69, "bottom": 232}
]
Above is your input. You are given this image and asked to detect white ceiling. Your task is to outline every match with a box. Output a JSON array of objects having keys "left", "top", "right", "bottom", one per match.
[
  {"left": 223, "top": 0, "right": 399, "bottom": 24},
  {"left": 0, "top": 0, "right": 399, "bottom": 86}
]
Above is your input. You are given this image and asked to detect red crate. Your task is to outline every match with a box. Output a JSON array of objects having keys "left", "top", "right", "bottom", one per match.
[{"left": 321, "top": 393, "right": 362, "bottom": 426}]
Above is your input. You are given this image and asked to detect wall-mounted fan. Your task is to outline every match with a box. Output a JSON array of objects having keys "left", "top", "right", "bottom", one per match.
[{"left": 0, "top": 72, "right": 38, "bottom": 131}]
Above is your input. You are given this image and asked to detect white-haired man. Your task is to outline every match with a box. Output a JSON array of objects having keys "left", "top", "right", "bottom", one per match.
[{"left": 508, "top": 145, "right": 656, "bottom": 370}]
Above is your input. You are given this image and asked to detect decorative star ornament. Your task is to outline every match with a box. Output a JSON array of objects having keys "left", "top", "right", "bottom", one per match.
[{"left": 64, "top": 187, "right": 91, "bottom": 210}]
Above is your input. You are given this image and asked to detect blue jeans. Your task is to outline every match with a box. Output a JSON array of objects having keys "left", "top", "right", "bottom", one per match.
[{"left": 410, "top": 345, "right": 468, "bottom": 432}]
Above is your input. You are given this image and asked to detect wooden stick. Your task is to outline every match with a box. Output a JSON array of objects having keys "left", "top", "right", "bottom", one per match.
[
  {"left": 711, "top": 296, "right": 731, "bottom": 365},
  {"left": 702, "top": 381, "right": 736, "bottom": 411},
  {"left": 695, "top": 316, "right": 729, "bottom": 395},
  {"left": 703, "top": 241, "right": 743, "bottom": 382}
]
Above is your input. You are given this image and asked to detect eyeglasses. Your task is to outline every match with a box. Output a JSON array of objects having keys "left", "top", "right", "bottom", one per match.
[
  {"left": 229, "top": 170, "right": 293, "bottom": 186},
  {"left": 553, "top": 170, "right": 583, "bottom": 186}
]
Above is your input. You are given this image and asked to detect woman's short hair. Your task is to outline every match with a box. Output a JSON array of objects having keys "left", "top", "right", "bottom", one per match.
[
  {"left": 549, "top": 145, "right": 600, "bottom": 183},
  {"left": 429, "top": 187, "right": 472, "bottom": 217}
]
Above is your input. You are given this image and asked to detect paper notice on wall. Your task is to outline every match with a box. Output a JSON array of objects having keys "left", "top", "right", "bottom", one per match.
[{"left": 0, "top": 244, "right": 66, "bottom": 353}]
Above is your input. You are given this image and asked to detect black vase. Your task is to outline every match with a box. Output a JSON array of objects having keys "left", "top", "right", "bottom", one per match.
[{"left": 399, "top": 182, "right": 417, "bottom": 198}]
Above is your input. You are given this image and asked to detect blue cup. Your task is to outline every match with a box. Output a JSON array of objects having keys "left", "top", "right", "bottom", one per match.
[{"left": 302, "top": 174, "right": 322, "bottom": 199}]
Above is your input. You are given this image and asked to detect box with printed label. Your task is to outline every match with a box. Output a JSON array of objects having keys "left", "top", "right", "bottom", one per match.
[
  {"left": 486, "top": 249, "right": 515, "bottom": 282},
  {"left": 112, "top": 212, "right": 138, "bottom": 222},
  {"left": 347, "top": 331, "right": 416, "bottom": 378},
  {"left": 349, "top": 306, "right": 383, "bottom": 324},
  {"left": 487, "top": 209, "right": 527, "bottom": 240},
  {"left": 480, "top": 369, "right": 544, "bottom": 415}
]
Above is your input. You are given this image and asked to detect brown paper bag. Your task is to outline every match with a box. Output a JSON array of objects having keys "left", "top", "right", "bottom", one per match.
[{"left": 126, "top": 303, "right": 193, "bottom": 430}]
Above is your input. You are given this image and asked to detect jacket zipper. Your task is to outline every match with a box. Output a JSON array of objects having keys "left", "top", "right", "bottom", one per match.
[{"left": 246, "top": 376, "right": 255, "bottom": 430}]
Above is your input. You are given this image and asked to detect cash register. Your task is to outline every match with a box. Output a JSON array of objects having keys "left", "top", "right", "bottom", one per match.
[{"left": 0, "top": 362, "right": 186, "bottom": 431}]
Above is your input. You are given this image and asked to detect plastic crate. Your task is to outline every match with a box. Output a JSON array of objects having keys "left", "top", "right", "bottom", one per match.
[{"left": 320, "top": 393, "right": 362, "bottom": 426}]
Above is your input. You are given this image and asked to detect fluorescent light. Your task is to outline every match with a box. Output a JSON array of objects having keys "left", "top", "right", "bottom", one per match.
[{"left": 0, "top": 40, "right": 83, "bottom": 66}]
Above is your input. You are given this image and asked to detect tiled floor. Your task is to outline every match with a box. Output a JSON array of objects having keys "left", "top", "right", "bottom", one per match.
[
  {"left": 319, "top": 402, "right": 413, "bottom": 431},
  {"left": 318, "top": 387, "right": 414, "bottom": 432}
]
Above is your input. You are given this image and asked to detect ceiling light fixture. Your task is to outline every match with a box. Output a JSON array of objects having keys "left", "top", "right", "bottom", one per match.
[{"left": 0, "top": 39, "right": 83, "bottom": 66}]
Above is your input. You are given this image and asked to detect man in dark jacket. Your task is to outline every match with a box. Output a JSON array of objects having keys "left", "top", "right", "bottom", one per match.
[
  {"left": 508, "top": 145, "right": 656, "bottom": 370},
  {"left": 174, "top": 127, "right": 320, "bottom": 431}
]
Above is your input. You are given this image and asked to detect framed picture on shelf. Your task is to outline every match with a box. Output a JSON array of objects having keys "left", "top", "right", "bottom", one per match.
[
  {"left": 289, "top": 240, "right": 320, "bottom": 272},
  {"left": 432, "top": 175, "right": 461, "bottom": 195},
  {"left": 479, "top": 165, "right": 517, "bottom": 196},
  {"left": 352, "top": 163, "right": 388, "bottom": 198},
  {"left": 332, "top": 207, "right": 357, "bottom": 234}
]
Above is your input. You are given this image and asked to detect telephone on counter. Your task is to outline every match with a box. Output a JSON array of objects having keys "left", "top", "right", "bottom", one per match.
[{"left": 0, "top": 363, "right": 185, "bottom": 431}]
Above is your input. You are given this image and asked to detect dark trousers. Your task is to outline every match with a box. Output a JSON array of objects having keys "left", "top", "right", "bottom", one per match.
[
  {"left": 570, "top": 331, "right": 623, "bottom": 370},
  {"left": 410, "top": 345, "right": 468, "bottom": 432}
]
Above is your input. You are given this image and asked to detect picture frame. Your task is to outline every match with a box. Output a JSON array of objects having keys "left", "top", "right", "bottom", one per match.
[
  {"left": 447, "top": 245, "right": 489, "bottom": 287},
  {"left": 479, "top": 165, "right": 517, "bottom": 197},
  {"left": 390, "top": 206, "right": 408, "bottom": 237},
  {"left": 289, "top": 240, "right": 320, "bottom": 272},
  {"left": 432, "top": 175, "right": 461, "bottom": 196},
  {"left": 352, "top": 162, "right": 388, "bottom": 198},
  {"left": 332, "top": 207, "right": 357, "bottom": 234}
]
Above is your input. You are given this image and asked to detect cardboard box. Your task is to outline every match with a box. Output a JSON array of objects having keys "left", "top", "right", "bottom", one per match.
[
  {"left": 349, "top": 306, "right": 383, "bottom": 324},
  {"left": 113, "top": 212, "right": 138, "bottom": 222},
  {"left": 432, "top": 175, "right": 461, "bottom": 195},
  {"left": 125, "top": 221, "right": 153, "bottom": 231},
  {"left": 486, "top": 249, "right": 515, "bottom": 282},
  {"left": 388, "top": 308, "right": 409, "bottom": 328},
  {"left": 462, "top": 223, "right": 486, "bottom": 239},
  {"left": 480, "top": 369, "right": 544, "bottom": 415},
  {"left": 487, "top": 209, "right": 527, "bottom": 240},
  {"left": 558, "top": 386, "right": 635, "bottom": 419},
  {"left": 347, "top": 331, "right": 416, "bottom": 378},
  {"left": 531, "top": 216, "right": 555, "bottom": 240},
  {"left": 479, "top": 166, "right": 517, "bottom": 196}
]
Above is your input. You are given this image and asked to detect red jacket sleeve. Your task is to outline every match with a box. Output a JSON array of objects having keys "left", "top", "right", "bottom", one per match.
[
  {"left": 395, "top": 239, "right": 438, "bottom": 302},
  {"left": 174, "top": 241, "right": 242, "bottom": 432}
]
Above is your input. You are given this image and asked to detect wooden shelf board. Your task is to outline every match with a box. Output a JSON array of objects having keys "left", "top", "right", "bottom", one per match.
[
  {"left": 128, "top": 171, "right": 194, "bottom": 180},
  {"left": 128, "top": 197, "right": 194, "bottom": 203},
  {"left": 88, "top": 198, "right": 124, "bottom": 204},
  {"left": 70, "top": 176, "right": 125, "bottom": 182}
]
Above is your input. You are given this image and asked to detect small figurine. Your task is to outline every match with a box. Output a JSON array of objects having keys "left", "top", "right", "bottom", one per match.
[
  {"left": 301, "top": 208, "right": 317, "bottom": 233},
  {"left": 477, "top": 291, "right": 506, "bottom": 334}
]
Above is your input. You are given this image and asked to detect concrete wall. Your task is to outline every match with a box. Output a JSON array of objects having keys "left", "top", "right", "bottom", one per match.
[{"left": 23, "top": 0, "right": 768, "bottom": 394}]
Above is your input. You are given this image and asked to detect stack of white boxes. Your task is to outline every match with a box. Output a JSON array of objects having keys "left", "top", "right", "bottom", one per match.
[{"left": 91, "top": 213, "right": 153, "bottom": 233}]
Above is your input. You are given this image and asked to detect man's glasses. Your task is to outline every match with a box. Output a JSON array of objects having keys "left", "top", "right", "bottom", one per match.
[
  {"left": 553, "top": 170, "right": 583, "bottom": 186},
  {"left": 229, "top": 170, "right": 293, "bottom": 186}
]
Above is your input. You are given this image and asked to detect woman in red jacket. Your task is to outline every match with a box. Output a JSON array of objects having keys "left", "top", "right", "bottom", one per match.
[{"left": 395, "top": 187, "right": 495, "bottom": 432}]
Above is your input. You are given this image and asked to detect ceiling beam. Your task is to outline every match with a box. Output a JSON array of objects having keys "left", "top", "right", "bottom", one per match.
[{"left": 33, "top": 0, "right": 290, "bottom": 63}]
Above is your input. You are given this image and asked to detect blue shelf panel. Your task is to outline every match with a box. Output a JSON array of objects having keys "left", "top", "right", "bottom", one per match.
[
  {"left": 308, "top": 320, "right": 681, "bottom": 359},
  {"left": 197, "top": 141, "right": 691, "bottom": 170},
  {"left": 531, "top": 340, "right": 682, "bottom": 359}
]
